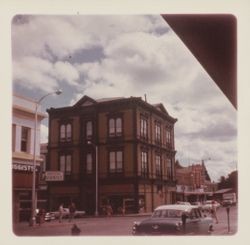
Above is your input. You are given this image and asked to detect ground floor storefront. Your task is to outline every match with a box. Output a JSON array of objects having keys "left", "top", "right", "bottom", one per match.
[
  {"left": 48, "top": 181, "right": 177, "bottom": 215},
  {"left": 12, "top": 158, "right": 47, "bottom": 223}
]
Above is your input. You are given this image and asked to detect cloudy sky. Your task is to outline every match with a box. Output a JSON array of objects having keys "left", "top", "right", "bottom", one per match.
[{"left": 12, "top": 15, "right": 237, "bottom": 182}]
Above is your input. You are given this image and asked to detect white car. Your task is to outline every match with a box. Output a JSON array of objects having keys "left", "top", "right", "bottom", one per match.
[
  {"left": 49, "top": 208, "right": 85, "bottom": 220},
  {"left": 176, "top": 201, "right": 191, "bottom": 206},
  {"left": 202, "top": 200, "right": 220, "bottom": 211}
]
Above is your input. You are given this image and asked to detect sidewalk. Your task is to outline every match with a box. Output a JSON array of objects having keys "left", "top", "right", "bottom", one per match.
[
  {"left": 13, "top": 207, "right": 237, "bottom": 236},
  {"left": 14, "top": 212, "right": 152, "bottom": 229}
]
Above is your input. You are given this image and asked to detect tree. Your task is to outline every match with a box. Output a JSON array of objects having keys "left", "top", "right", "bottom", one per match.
[{"left": 218, "top": 170, "right": 237, "bottom": 193}]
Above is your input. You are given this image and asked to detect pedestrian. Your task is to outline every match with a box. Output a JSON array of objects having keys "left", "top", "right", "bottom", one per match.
[
  {"left": 211, "top": 200, "right": 219, "bottom": 224},
  {"left": 69, "top": 202, "right": 76, "bottom": 222},
  {"left": 106, "top": 204, "right": 113, "bottom": 217},
  {"left": 181, "top": 212, "right": 188, "bottom": 233},
  {"left": 37, "top": 209, "right": 45, "bottom": 226},
  {"left": 71, "top": 224, "right": 81, "bottom": 235},
  {"left": 58, "top": 203, "right": 64, "bottom": 223},
  {"left": 37, "top": 209, "right": 42, "bottom": 226}
]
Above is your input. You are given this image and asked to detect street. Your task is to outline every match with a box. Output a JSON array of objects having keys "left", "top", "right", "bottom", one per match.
[{"left": 13, "top": 205, "right": 237, "bottom": 236}]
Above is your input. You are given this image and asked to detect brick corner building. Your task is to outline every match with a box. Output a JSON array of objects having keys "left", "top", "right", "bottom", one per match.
[{"left": 47, "top": 95, "right": 177, "bottom": 214}]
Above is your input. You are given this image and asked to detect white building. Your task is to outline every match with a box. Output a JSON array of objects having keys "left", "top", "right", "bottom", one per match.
[{"left": 12, "top": 94, "right": 46, "bottom": 222}]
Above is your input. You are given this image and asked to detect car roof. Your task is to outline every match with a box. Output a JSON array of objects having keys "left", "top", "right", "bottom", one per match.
[{"left": 154, "top": 204, "right": 197, "bottom": 212}]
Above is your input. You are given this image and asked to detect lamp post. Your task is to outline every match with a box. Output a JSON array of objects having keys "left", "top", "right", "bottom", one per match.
[
  {"left": 87, "top": 140, "right": 99, "bottom": 216},
  {"left": 30, "top": 89, "right": 62, "bottom": 226}
]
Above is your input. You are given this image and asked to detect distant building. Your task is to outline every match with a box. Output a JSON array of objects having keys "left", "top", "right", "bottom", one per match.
[
  {"left": 175, "top": 160, "right": 214, "bottom": 202},
  {"left": 12, "top": 94, "right": 46, "bottom": 222},
  {"left": 47, "top": 95, "right": 177, "bottom": 214}
]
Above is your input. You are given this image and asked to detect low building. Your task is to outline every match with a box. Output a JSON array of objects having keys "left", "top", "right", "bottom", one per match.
[
  {"left": 175, "top": 160, "right": 213, "bottom": 202},
  {"left": 47, "top": 95, "right": 178, "bottom": 214},
  {"left": 12, "top": 94, "right": 46, "bottom": 222}
]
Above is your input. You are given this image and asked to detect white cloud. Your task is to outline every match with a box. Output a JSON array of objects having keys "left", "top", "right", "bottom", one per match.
[
  {"left": 12, "top": 15, "right": 237, "bottom": 181},
  {"left": 13, "top": 56, "right": 58, "bottom": 92},
  {"left": 54, "top": 61, "right": 79, "bottom": 85}
]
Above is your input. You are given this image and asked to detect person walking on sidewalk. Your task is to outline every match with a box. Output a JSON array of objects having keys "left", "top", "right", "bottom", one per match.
[
  {"left": 58, "top": 204, "right": 64, "bottom": 223},
  {"left": 68, "top": 202, "right": 76, "bottom": 222},
  {"left": 211, "top": 200, "right": 219, "bottom": 224}
]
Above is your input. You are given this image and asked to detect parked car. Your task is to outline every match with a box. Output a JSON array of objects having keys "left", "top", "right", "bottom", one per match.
[
  {"left": 191, "top": 201, "right": 202, "bottom": 208},
  {"left": 176, "top": 201, "right": 191, "bottom": 205},
  {"left": 34, "top": 208, "right": 56, "bottom": 222},
  {"left": 49, "top": 208, "right": 86, "bottom": 220},
  {"left": 221, "top": 199, "right": 234, "bottom": 207},
  {"left": 202, "top": 200, "right": 220, "bottom": 211},
  {"left": 44, "top": 212, "right": 56, "bottom": 222},
  {"left": 132, "top": 204, "right": 213, "bottom": 235}
]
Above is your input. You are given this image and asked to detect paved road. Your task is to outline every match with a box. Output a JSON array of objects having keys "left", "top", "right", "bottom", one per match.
[{"left": 13, "top": 205, "right": 237, "bottom": 236}]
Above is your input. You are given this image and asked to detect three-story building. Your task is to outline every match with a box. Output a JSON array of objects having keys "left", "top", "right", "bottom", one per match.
[{"left": 47, "top": 96, "right": 177, "bottom": 214}]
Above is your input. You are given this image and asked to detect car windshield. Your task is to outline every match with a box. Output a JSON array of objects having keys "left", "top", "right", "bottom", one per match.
[{"left": 152, "top": 209, "right": 183, "bottom": 218}]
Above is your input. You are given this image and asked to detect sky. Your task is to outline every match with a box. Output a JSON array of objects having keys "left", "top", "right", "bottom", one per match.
[{"left": 11, "top": 15, "right": 237, "bottom": 182}]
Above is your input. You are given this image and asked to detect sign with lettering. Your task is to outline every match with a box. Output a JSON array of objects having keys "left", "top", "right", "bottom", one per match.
[
  {"left": 45, "top": 171, "right": 64, "bottom": 181},
  {"left": 12, "top": 163, "right": 40, "bottom": 172}
]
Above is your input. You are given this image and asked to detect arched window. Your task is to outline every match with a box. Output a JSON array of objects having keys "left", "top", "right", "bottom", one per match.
[
  {"left": 66, "top": 124, "right": 72, "bottom": 140},
  {"left": 59, "top": 154, "right": 72, "bottom": 175},
  {"left": 156, "top": 155, "right": 162, "bottom": 178},
  {"left": 86, "top": 153, "right": 93, "bottom": 174},
  {"left": 140, "top": 117, "right": 148, "bottom": 138},
  {"left": 109, "top": 117, "right": 122, "bottom": 137},
  {"left": 109, "top": 118, "right": 115, "bottom": 136},
  {"left": 60, "top": 123, "right": 72, "bottom": 142},
  {"left": 60, "top": 125, "right": 66, "bottom": 141},
  {"left": 86, "top": 121, "right": 93, "bottom": 138},
  {"left": 141, "top": 151, "right": 148, "bottom": 177},
  {"left": 109, "top": 150, "right": 123, "bottom": 173},
  {"left": 116, "top": 118, "right": 122, "bottom": 135}
]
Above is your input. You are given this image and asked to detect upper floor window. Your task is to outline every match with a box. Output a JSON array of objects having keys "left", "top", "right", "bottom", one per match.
[
  {"left": 60, "top": 123, "right": 72, "bottom": 142},
  {"left": 60, "top": 154, "right": 72, "bottom": 175},
  {"left": 155, "top": 122, "right": 161, "bottom": 143},
  {"left": 166, "top": 158, "right": 172, "bottom": 179},
  {"left": 140, "top": 117, "right": 148, "bottom": 139},
  {"left": 166, "top": 127, "right": 171, "bottom": 145},
  {"left": 109, "top": 117, "right": 122, "bottom": 137},
  {"left": 155, "top": 155, "right": 162, "bottom": 178},
  {"left": 86, "top": 153, "right": 93, "bottom": 174},
  {"left": 21, "top": 126, "right": 30, "bottom": 152},
  {"left": 86, "top": 121, "right": 93, "bottom": 138},
  {"left": 12, "top": 124, "right": 16, "bottom": 152},
  {"left": 109, "top": 150, "right": 123, "bottom": 173},
  {"left": 141, "top": 151, "right": 148, "bottom": 177}
]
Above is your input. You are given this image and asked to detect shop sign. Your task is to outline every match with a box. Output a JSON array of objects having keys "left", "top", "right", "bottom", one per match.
[
  {"left": 45, "top": 171, "right": 64, "bottom": 181},
  {"left": 13, "top": 163, "right": 39, "bottom": 172}
]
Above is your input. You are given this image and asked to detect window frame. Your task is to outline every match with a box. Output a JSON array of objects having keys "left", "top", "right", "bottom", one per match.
[
  {"left": 86, "top": 121, "right": 93, "bottom": 139},
  {"left": 108, "top": 150, "right": 124, "bottom": 174},
  {"left": 59, "top": 121, "right": 72, "bottom": 142},
  {"left": 166, "top": 157, "right": 172, "bottom": 179},
  {"left": 108, "top": 115, "right": 123, "bottom": 137},
  {"left": 155, "top": 122, "right": 161, "bottom": 143},
  {"left": 140, "top": 116, "right": 148, "bottom": 139},
  {"left": 21, "top": 126, "right": 30, "bottom": 152},
  {"left": 155, "top": 154, "right": 162, "bottom": 178},
  {"left": 166, "top": 126, "right": 172, "bottom": 146},
  {"left": 59, "top": 153, "right": 72, "bottom": 175},
  {"left": 86, "top": 152, "right": 93, "bottom": 174},
  {"left": 141, "top": 150, "right": 148, "bottom": 177}
]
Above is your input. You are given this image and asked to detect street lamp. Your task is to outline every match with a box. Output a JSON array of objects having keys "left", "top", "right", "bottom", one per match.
[
  {"left": 87, "top": 140, "right": 99, "bottom": 216},
  {"left": 30, "top": 89, "right": 62, "bottom": 226}
]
